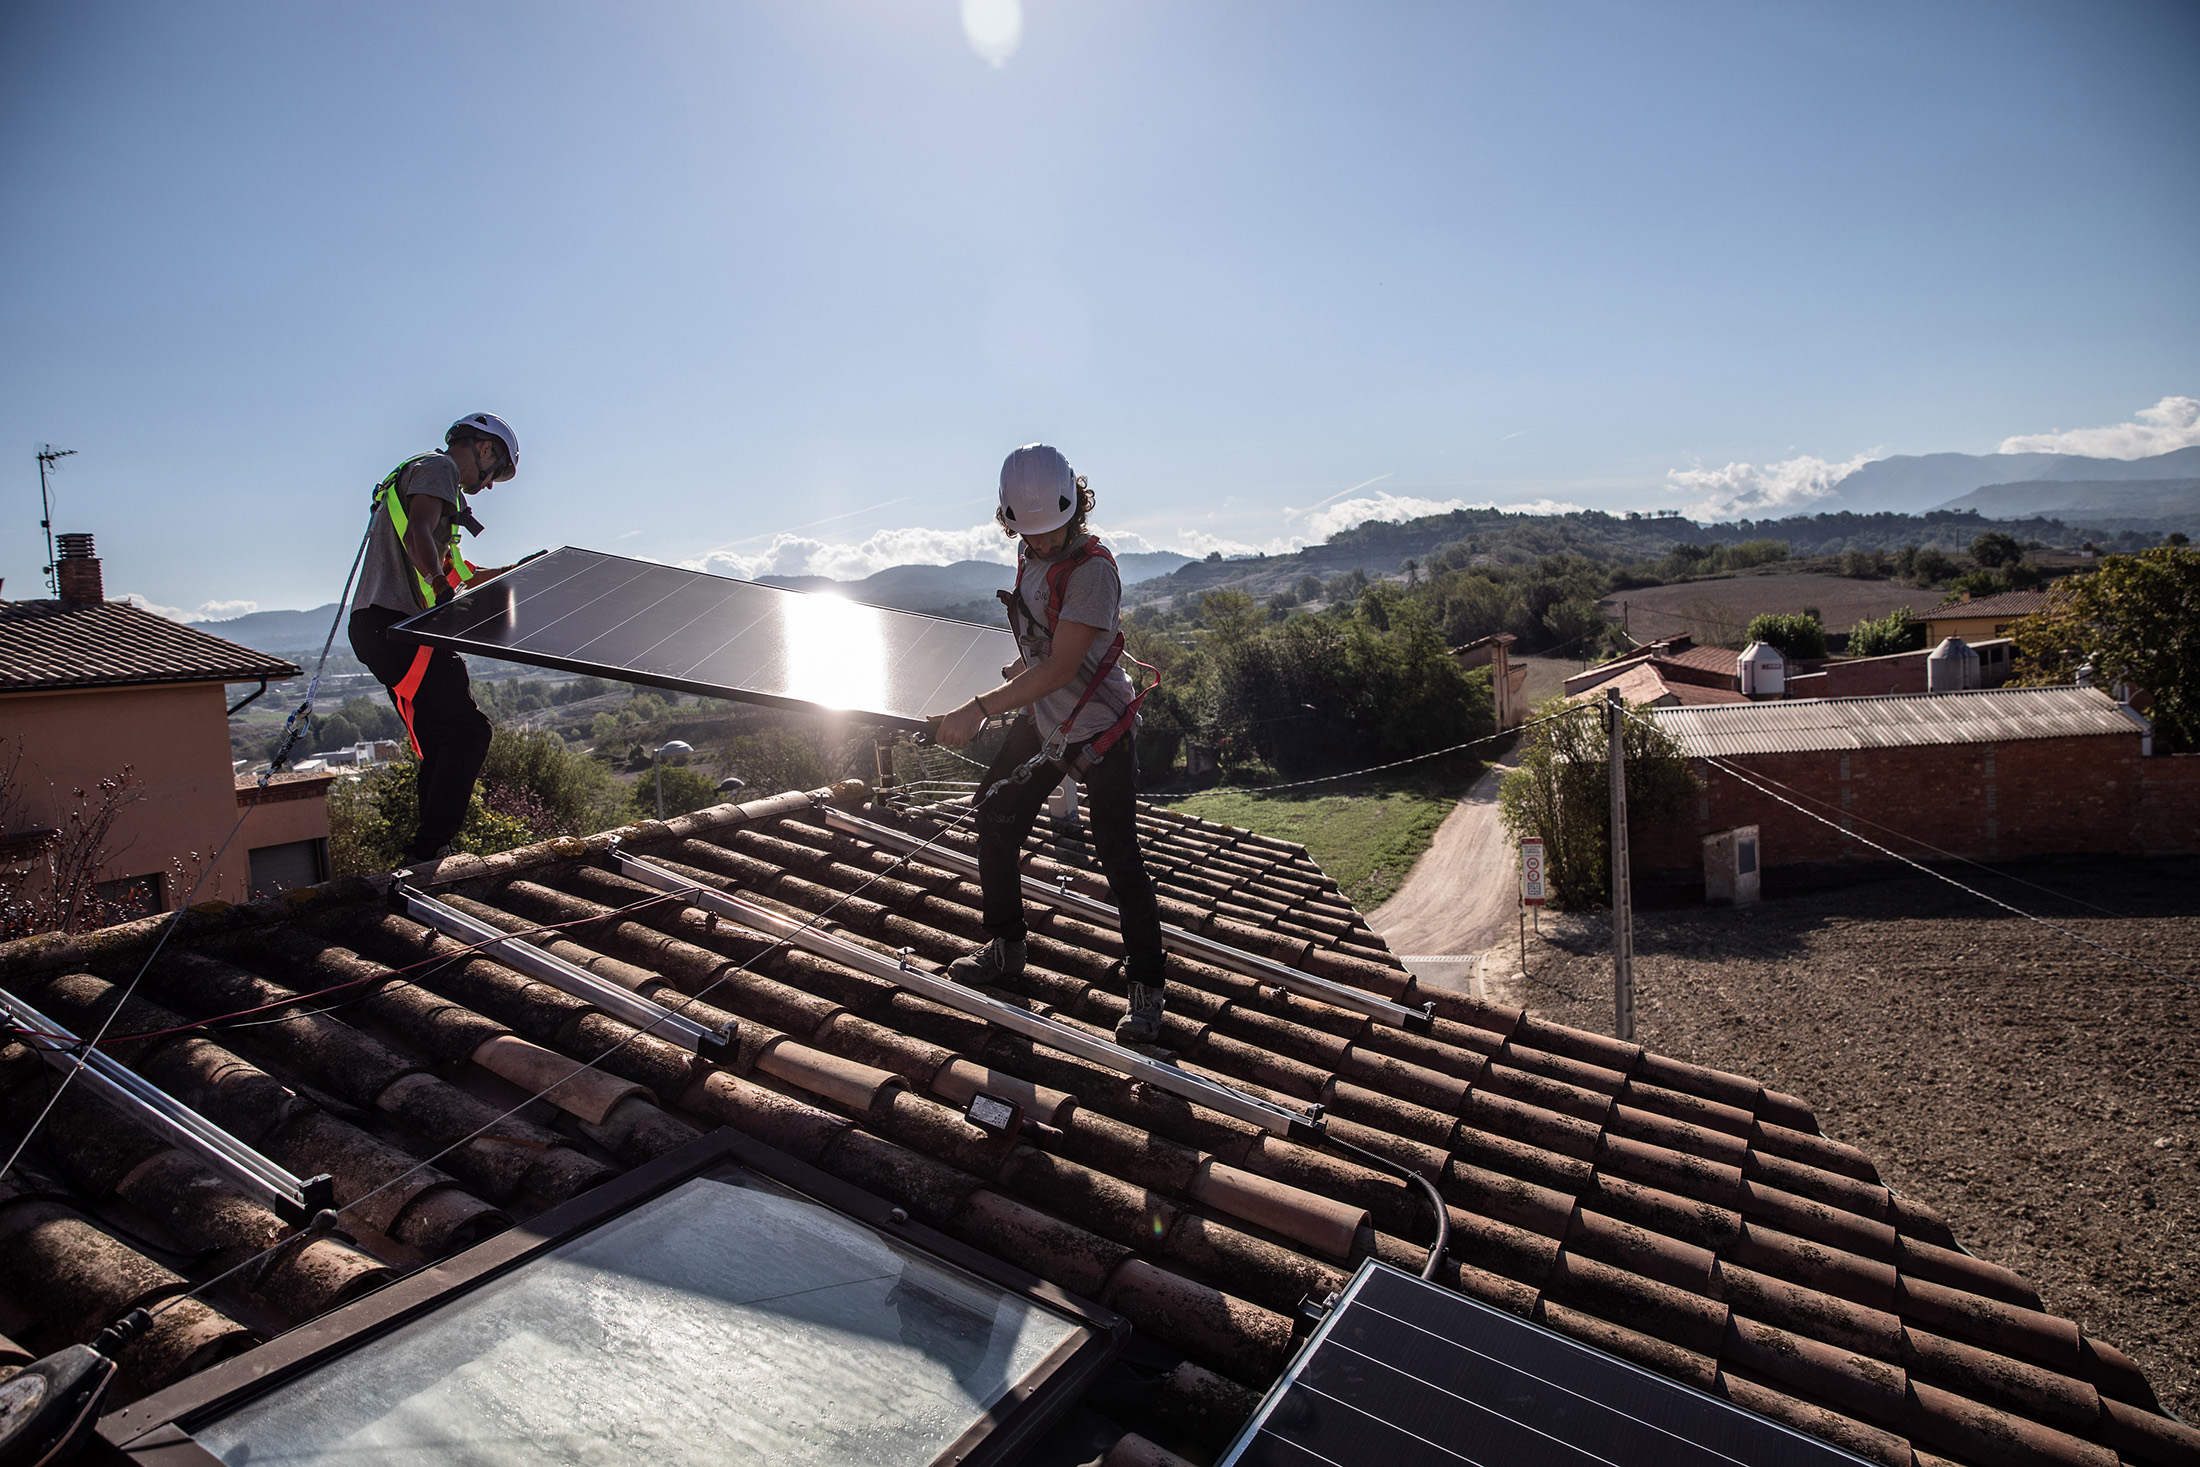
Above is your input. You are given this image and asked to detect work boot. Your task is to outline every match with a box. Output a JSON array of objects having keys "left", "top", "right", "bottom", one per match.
[
  {"left": 1114, "top": 981, "right": 1167, "bottom": 1048},
  {"left": 947, "top": 937, "right": 1025, "bottom": 987}
]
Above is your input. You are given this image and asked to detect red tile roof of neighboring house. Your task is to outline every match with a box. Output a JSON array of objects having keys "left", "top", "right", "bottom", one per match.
[
  {"left": 0, "top": 600, "right": 299, "bottom": 693},
  {"left": 1569, "top": 663, "right": 1750, "bottom": 709},
  {"left": 0, "top": 785, "right": 2190, "bottom": 1466},
  {"left": 1927, "top": 590, "right": 2055, "bottom": 620},
  {"left": 1661, "top": 642, "right": 1748, "bottom": 678}
]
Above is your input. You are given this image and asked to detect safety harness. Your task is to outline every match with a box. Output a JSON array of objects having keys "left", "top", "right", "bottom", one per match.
[
  {"left": 374, "top": 456, "right": 478, "bottom": 756},
  {"left": 995, "top": 535, "right": 1160, "bottom": 776}
]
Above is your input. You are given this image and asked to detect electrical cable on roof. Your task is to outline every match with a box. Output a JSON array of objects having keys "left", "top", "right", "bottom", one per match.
[
  {"left": 1614, "top": 704, "right": 2195, "bottom": 992},
  {"left": 127, "top": 787, "right": 1010, "bottom": 1331}
]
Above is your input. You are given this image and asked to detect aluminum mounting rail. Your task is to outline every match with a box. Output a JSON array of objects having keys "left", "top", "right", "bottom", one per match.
[
  {"left": 399, "top": 887, "right": 735, "bottom": 1064},
  {"left": 815, "top": 805, "right": 1434, "bottom": 1032},
  {"left": 0, "top": 986, "right": 335, "bottom": 1225},
  {"left": 609, "top": 850, "right": 1321, "bottom": 1140}
]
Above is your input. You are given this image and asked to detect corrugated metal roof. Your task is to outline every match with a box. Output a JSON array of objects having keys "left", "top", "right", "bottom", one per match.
[{"left": 1648, "top": 685, "right": 2145, "bottom": 758}]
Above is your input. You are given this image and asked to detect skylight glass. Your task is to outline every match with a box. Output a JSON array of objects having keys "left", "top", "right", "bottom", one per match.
[{"left": 192, "top": 1165, "right": 1081, "bottom": 1466}]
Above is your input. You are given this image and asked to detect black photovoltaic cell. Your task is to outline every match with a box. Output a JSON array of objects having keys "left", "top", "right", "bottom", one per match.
[
  {"left": 390, "top": 547, "right": 1018, "bottom": 730},
  {"left": 1221, "top": 1263, "right": 1871, "bottom": 1467}
]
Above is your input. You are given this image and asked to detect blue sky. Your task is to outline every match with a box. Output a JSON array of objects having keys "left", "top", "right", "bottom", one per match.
[{"left": 3, "top": 0, "right": 2195, "bottom": 618}]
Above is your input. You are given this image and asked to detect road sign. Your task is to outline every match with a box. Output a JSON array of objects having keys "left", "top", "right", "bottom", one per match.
[{"left": 1520, "top": 838, "right": 1546, "bottom": 906}]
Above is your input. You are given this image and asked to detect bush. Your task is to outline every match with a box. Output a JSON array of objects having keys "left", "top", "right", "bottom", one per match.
[
  {"left": 327, "top": 725, "right": 621, "bottom": 874},
  {"left": 1845, "top": 605, "right": 1919, "bottom": 659},
  {"left": 1744, "top": 611, "right": 1827, "bottom": 660},
  {"left": 1497, "top": 698, "right": 1700, "bottom": 908},
  {"left": 632, "top": 764, "right": 722, "bottom": 821},
  {"left": 1971, "top": 531, "right": 2023, "bottom": 568},
  {"left": 718, "top": 727, "right": 828, "bottom": 794}
]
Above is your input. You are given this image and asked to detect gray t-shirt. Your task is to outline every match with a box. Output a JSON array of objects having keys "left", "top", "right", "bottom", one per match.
[
  {"left": 355, "top": 454, "right": 464, "bottom": 614},
  {"left": 1012, "top": 543, "right": 1138, "bottom": 743}
]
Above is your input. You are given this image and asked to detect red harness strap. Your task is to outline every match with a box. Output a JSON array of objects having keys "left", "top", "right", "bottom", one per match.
[
  {"left": 390, "top": 645, "right": 434, "bottom": 758},
  {"left": 1013, "top": 537, "right": 1161, "bottom": 766}
]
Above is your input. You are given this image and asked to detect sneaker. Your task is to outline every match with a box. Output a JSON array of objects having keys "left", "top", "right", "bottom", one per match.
[
  {"left": 1114, "top": 981, "right": 1167, "bottom": 1048},
  {"left": 947, "top": 937, "right": 1026, "bottom": 986}
]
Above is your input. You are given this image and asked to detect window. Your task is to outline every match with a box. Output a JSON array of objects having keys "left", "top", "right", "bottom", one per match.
[
  {"left": 101, "top": 1130, "right": 1120, "bottom": 1467},
  {"left": 248, "top": 838, "right": 329, "bottom": 898},
  {"left": 93, "top": 872, "right": 163, "bottom": 918}
]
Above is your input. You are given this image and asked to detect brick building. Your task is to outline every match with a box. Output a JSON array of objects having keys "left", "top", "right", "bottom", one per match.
[
  {"left": 0, "top": 536, "right": 319, "bottom": 916},
  {"left": 1632, "top": 686, "right": 2200, "bottom": 882}
]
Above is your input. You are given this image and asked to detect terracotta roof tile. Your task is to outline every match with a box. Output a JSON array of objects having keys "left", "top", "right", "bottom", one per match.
[
  {"left": 0, "top": 598, "right": 297, "bottom": 691},
  {"left": 0, "top": 780, "right": 2183, "bottom": 1465}
]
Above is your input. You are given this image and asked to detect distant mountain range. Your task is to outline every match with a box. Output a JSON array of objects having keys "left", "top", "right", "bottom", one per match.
[
  {"left": 1825, "top": 444, "right": 2200, "bottom": 517},
  {"left": 1933, "top": 476, "right": 2200, "bottom": 522},
  {"left": 757, "top": 551, "right": 1196, "bottom": 612},
  {"left": 195, "top": 604, "right": 345, "bottom": 654}
]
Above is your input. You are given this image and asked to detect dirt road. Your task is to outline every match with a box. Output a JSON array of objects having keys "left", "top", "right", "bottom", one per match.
[{"left": 1367, "top": 748, "right": 1523, "bottom": 962}]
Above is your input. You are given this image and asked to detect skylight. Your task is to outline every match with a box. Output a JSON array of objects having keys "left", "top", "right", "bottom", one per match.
[{"left": 187, "top": 1161, "right": 1086, "bottom": 1466}]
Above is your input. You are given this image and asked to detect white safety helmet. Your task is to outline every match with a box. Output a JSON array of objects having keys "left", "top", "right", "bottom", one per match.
[
  {"left": 996, "top": 443, "right": 1078, "bottom": 535},
  {"left": 447, "top": 412, "right": 520, "bottom": 481}
]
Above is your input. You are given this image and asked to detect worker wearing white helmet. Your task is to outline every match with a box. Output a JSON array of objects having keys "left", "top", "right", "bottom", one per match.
[
  {"left": 347, "top": 413, "right": 525, "bottom": 864},
  {"left": 932, "top": 445, "right": 1171, "bottom": 1050}
]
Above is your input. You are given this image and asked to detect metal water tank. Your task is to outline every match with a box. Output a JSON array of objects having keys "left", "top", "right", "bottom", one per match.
[
  {"left": 1738, "top": 641, "right": 1785, "bottom": 698},
  {"left": 1927, "top": 636, "right": 1980, "bottom": 693}
]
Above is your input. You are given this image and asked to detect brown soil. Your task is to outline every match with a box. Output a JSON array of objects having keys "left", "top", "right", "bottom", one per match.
[
  {"left": 1492, "top": 859, "right": 2200, "bottom": 1417},
  {"left": 1599, "top": 568, "right": 1930, "bottom": 639}
]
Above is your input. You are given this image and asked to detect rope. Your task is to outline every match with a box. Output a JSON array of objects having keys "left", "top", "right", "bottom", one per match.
[
  {"left": 1212, "top": 703, "right": 1590, "bottom": 794},
  {"left": 1614, "top": 704, "right": 2194, "bottom": 992}
]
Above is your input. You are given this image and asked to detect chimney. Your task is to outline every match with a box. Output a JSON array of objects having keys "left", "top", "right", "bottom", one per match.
[{"left": 56, "top": 532, "right": 104, "bottom": 606}]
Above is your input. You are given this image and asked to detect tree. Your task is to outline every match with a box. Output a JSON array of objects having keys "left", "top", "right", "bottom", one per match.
[
  {"left": 2011, "top": 546, "right": 2200, "bottom": 750},
  {"left": 1744, "top": 611, "right": 1827, "bottom": 660},
  {"left": 631, "top": 765, "right": 721, "bottom": 821},
  {"left": 1498, "top": 698, "right": 1700, "bottom": 909},
  {"left": 1971, "top": 531, "right": 2023, "bottom": 568},
  {"left": 327, "top": 726, "right": 621, "bottom": 874},
  {"left": 0, "top": 743, "right": 148, "bottom": 939},
  {"left": 1844, "top": 605, "right": 1919, "bottom": 659},
  {"left": 718, "top": 727, "right": 828, "bottom": 793}
]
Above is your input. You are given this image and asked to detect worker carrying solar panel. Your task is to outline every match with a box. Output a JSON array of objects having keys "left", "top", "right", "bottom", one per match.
[
  {"left": 347, "top": 413, "right": 525, "bottom": 864},
  {"left": 931, "top": 445, "right": 1170, "bottom": 1049}
]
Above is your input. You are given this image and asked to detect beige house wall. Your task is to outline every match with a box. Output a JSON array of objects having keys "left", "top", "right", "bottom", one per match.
[
  {"left": 1924, "top": 611, "right": 2025, "bottom": 644},
  {"left": 3, "top": 682, "right": 257, "bottom": 909}
]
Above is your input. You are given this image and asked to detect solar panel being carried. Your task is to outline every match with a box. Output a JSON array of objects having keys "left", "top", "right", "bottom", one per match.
[
  {"left": 1222, "top": 1261, "right": 1872, "bottom": 1467},
  {"left": 391, "top": 547, "right": 1017, "bottom": 729}
]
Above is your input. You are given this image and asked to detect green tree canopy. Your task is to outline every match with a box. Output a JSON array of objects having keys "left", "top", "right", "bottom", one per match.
[
  {"left": 1970, "top": 530, "right": 2023, "bottom": 568},
  {"left": 1497, "top": 698, "right": 1700, "bottom": 909},
  {"left": 1744, "top": 611, "right": 1827, "bottom": 660},
  {"left": 2011, "top": 546, "right": 2200, "bottom": 750},
  {"left": 1844, "top": 604, "right": 1919, "bottom": 659}
]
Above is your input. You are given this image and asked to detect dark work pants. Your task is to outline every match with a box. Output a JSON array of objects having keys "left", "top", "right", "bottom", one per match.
[
  {"left": 975, "top": 717, "right": 1167, "bottom": 989},
  {"left": 349, "top": 606, "right": 493, "bottom": 860}
]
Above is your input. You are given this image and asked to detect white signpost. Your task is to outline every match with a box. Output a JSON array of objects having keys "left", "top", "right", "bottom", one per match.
[{"left": 1517, "top": 837, "right": 1545, "bottom": 970}]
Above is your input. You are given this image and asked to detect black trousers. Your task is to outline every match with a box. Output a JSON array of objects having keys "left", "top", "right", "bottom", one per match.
[
  {"left": 348, "top": 606, "right": 493, "bottom": 859},
  {"left": 975, "top": 717, "right": 1167, "bottom": 988}
]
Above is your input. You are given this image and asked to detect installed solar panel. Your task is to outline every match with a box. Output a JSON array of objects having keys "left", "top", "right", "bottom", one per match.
[
  {"left": 1221, "top": 1261, "right": 1871, "bottom": 1467},
  {"left": 391, "top": 547, "right": 1017, "bottom": 729}
]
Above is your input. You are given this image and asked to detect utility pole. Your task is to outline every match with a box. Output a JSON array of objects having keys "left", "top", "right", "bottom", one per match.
[
  {"left": 36, "top": 446, "right": 77, "bottom": 597},
  {"left": 1606, "top": 688, "right": 1635, "bottom": 1042}
]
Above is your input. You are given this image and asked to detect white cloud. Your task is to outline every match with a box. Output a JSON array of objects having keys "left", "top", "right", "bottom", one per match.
[
  {"left": 1997, "top": 395, "right": 2200, "bottom": 459},
  {"left": 121, "top": 594, "right": 260, "bottom": 623},
  {"left": 961, "top": 0, "right": 1022, "bottom": 66},
  {"left": 1666, "top": 452, "right": 1879, "bottom": 521},
  {"left": 691, "top": 523, "right": 1016, "bottom": 582},
  {"left": 1299, "top": 492, "right": 1585, "bottom": 541}
]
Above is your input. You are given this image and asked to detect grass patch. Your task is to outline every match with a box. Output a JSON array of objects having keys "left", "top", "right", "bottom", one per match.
[{"left": 1162, "top": 765, "right": 1481, "bottom": 911}]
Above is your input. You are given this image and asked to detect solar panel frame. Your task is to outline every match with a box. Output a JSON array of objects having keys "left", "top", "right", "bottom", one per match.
[
  {"left": 389, "top": 547, "right": 1019, "bottom": 731},
  {"left": 1220, "top": 1261, "right": 1876, "bottom": 1467}
]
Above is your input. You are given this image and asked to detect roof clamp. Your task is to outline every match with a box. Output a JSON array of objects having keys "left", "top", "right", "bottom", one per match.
[
  {"left": 1054, "top": 872, "right": 1072, "bottom": 895},
  {"left": 1294, "top": 1289, "right": 1340, "bottom": 1333},
  {"left": 1260, "top": 983, "right": 1288, "bottom": 1007},
  {"left": 896, "top": 946, "right": 915, "bottom": 971}
]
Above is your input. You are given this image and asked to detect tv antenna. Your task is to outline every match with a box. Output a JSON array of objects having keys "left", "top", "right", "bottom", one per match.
[{"left": 36, "top": 445, "right": 76, "bottom": 596}]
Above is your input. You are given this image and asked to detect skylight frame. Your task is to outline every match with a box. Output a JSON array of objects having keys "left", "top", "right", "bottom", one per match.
[{"left": 96, "top": 1126, "right": 1126, "bottom": 1467}]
